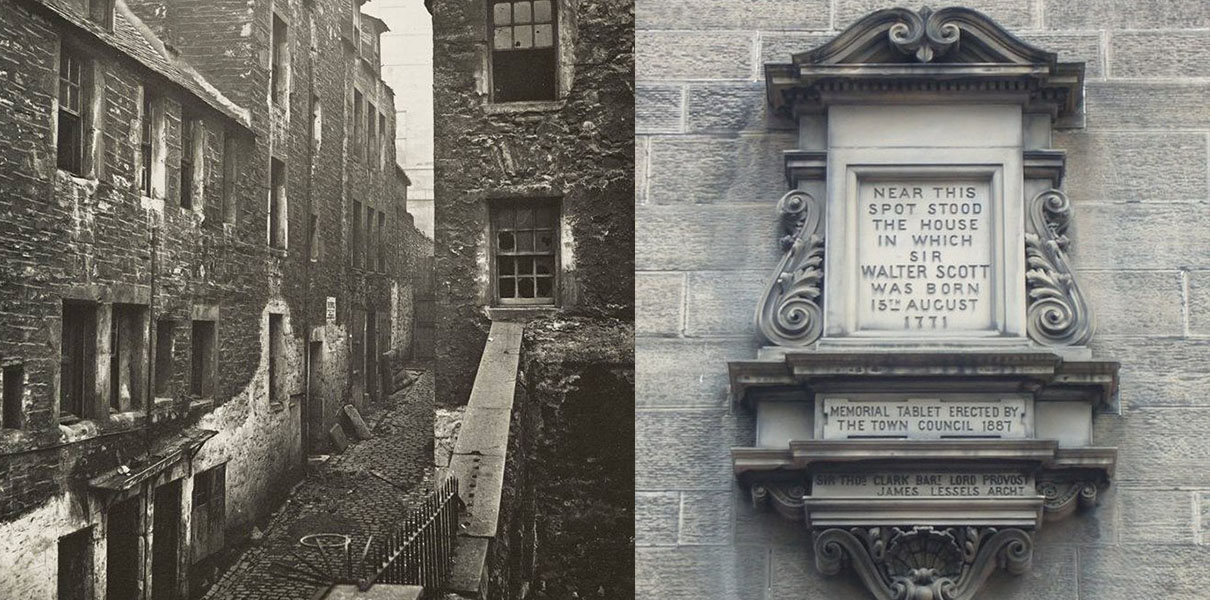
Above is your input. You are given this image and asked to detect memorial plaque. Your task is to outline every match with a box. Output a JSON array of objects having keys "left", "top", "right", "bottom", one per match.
[
  {"left": 857, "top": 178, "right": 994, "bottom": 332},
  {"left": 820, "top": 396, "right": 1030, "bottom": 440},
  {"left": 812, "top": 470, "right": 1034, "bottom": 498}
]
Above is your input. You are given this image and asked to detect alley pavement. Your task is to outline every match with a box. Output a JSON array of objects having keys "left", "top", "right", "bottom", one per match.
[{"left": 202, "top": 369, "right": 435, "bottom": 600}]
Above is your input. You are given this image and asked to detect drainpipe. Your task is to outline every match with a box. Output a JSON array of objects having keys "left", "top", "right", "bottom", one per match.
[{"left": 301, "top": 19, "right": 318, "bottom": 464}]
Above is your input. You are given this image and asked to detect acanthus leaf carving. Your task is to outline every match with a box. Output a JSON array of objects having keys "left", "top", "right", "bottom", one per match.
[
  {"left": 756, "top": 190, "right": 825, "bottom": 347},
  {"left": 1025, "top": 189, "right": 1094, "bottom": 346},
  {"left": 813, "top": 526, "right": 1034, "bottom": 600}
]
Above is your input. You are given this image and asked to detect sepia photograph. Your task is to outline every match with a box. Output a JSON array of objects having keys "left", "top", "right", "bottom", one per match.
[{"left": 0, "top": 0, "right": 632, "bottom": 598}]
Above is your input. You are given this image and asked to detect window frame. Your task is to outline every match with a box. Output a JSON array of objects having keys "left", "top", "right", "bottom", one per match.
[
  {"left": 89, "top": 0, "right": 114, "bottom": 29},
  {"left": 269, "top": 157, "right": 287, "bottom": 249},
  {"left": 108, "top": 303, "right": 148, "bottom": 414},
  {"left": 60, "top": 300, "right": 99, "bottom": 423},
  {"left": 222, "top": 132, "right": 237, "bottom": 223},
  {"left": 271, "top": 13, "right": 290, "bottom": 106},
  {"left": 488, "top": 0, "right": 559, "bottom": 103},
  {"left": 2, "top": 363, "right": 24, "bottom": 430},
  {"left": 153, "top": 319, "right": 175, "bottom": 398},
  {"left": 57, "top": 44, "right": 88, "bottom": 175},
  {"left": 180, "top": 112, "right": 200, "bottom": 210},
  {"left": 189, "top": 319, "right": 216, "bottom": 399},
  {"left": 490, "top": 198, "right": 560, "bottom": 306}
]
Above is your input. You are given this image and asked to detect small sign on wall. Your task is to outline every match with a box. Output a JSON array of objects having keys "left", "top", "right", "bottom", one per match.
[{"left": 326, "top": 297, "right": 336, "bottom": 323}]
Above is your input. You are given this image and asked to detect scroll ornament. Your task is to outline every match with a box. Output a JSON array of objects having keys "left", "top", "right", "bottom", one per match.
[
  {"left": 1024, "top": 189, "right": 1094, "bottom": 346},
  {"left": 814, "top": 526, "right": 1033, "bottom": 600},
  {"left": 888, "top": 6, "right": 961, "bottom": 63},
  {"left": 1038, "top": 478, "right": 1099, "bottom": 521},
  {"left": 756, "top": 190, "right": 825, "bottom": 347}
]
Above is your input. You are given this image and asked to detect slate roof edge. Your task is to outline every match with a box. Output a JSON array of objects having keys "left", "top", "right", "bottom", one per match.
[{"left": 26, "top": 0, "right": 254, "bottom": 132}]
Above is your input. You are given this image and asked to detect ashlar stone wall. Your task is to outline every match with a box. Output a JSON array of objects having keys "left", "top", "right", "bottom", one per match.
[{"left": 636, "top": 1, "right": 1210, "bottom": 598}]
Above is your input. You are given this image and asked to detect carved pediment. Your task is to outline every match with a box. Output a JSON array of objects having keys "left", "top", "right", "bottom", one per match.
[
  {"left": 766, "top": 6, "right": 1085, "bottom": 123},
  {"left": 801, "top": 7, "right": 1055, "bottom": 66}
]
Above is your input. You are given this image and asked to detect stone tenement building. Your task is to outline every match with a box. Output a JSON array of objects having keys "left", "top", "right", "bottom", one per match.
[
  {"left": 0, "top": 0, "right": 414, "bottom": 597},
  {"left": 431, "top": 0, "right": 634, "bottom": 598},
  {"left": 432, "top": 0, "right": 635, "bottom": 407},
  {"left": 637, "top": 1, "right": 1210, "bottom": 599}
]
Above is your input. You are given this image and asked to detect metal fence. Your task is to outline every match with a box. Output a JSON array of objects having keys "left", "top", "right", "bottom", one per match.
[
  {"left": 360, "top": 475, "right": 461, "bottom": 590},
  {"left": 273, "top": 476, "right": 461, "bottom": 593}
]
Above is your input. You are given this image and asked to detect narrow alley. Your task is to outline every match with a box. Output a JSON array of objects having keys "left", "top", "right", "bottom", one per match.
[{"left": 202, "top": 367, "right": 435, "bottom": 600}]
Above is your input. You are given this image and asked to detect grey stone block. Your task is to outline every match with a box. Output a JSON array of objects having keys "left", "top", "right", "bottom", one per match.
[
  {"left": 636, "top": 546, "right": 768, "bottom": 600},
  {"left": 768, "top": 544, "right": 871, "bottom": 600},
  {"left": 1035, "top": 484, "right": 1118, "bottom": 547},
  {"left": 680, "top": 490, "right": 734, "bottom": 545},
  {"left": 1111, "top": 31, "right": 1210, "bottom": 78},
  {"left": 976, "top": 547, "right": 1079, "bottom": 600},
  {"left": 329, "top": 422, "right": 349, "bottom": 453},
  {"left": 1056, "top": 131, "right": 1207, "bottom": 203},
  {"left": 1045, "top": 0, "right": 1210, "bottom": 30},
  {"left": 636, "top": 135, "right": 649, "bottom": 205},
  {"left": 1018, "top": 32, "right": 1104, "bottom": 78},
  {"left": 1118, "top": 488, "right": 1195, "bottom": 545},
  {"left": 340, "top": 404, "right": 372, "bottom": 440},
  {"left": 735, "top": 484, "right": 810, "bottom": 548},
  {"left": 1077, "top": 270, "right": 1184, "bottom": 336},
  {"left": 637, "top": 205, "right": 782, "bottom": 272},
  {"left": 1068, "top": 204, "right": 1210, "bottom": 271},
  {"left": 636, "top": 272, "right": 684, "bottom": 337},
  {"left": 1078, "top": 545, "right": 1210, "bottom": 598},
  {"left": 685, "top": 270, "right": 769, "bottom": 336},
  {"left": 636, "top": 409, "right": 736, "bottom": 490},
  {"left": 648, "top": 134, "right": 797, "bottom": 205},
  {"left": 1186, "top": 271, "right": 1210, "bottom": 335},
  {"left": 1091, "top": 338, "right": 1210, "bottom": 409},
  {"left": 1199, "top": 492, "right": 1210, "bottom": 545},
  {"left": 687, "top": 82, "right": 794, "bottom": 133},
  {"left": 637, "top": 0, "right": 829, "bottom": 30},
  {"left": 636, "top": 31, "right": 754, "bottom": 80},
  {"left": 636, "top": 492, "right": 680, "bottom": 546},
  {"left": 637, "top": 84, "right": 683, "bottom": 134},
  {"left": 1085, "top": 82, "right": 1210, "bottom": 130},
  {"left": 1097, "top": 408, "right": 1210, "bottom": 487},
  {"left": 637, "top": 338, "right": 759, "bottom": 408},
  {"left": 836, "top": 0, "right": 1033, "bottom": 30},
  {"left": 759, "top": 32, "right": 834, "bottom": 66}
]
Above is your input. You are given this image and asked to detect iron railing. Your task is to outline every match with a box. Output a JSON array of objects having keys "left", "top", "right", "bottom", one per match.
[
  {"left": 360, "top": 475, "right": 461, "bottom": 590},
  {"left": 273, "top": 476, "right": 461, "bottom": 593}
]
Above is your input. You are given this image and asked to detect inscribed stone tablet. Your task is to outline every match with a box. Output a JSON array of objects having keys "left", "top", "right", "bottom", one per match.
[{"left": 857, "top": 179, "right": 994, "bottom": 332}]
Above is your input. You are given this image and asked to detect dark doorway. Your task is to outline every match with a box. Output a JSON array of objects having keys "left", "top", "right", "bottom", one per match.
[
  {"left": 107, "top": 496, "right": 141, "bottom": 600},
  {"left": 365, "top": 311, "right": 377, "bottom": 401},
  {"left": 58, "top": 527, "right": 93, "bottom": 600},
  {"left": 152, "top": 480, "right": 181, "bottom": 600},
  {"left": 306, "top": 341, "right": 324, "bottom": 454}
]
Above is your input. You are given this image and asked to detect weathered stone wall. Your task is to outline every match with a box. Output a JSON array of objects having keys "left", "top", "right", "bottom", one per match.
[
  {"left": 0, "top": 0, "right": 415, "bottom": 595},
  {"left": 637, "top": 1, "right": 1210, "bottom": 598},
  {"left": 487, "top": 317, "right": 634, "bottom": 600},
  {"left": 431, "top": 0, "right": 635, "bottom": 407}
]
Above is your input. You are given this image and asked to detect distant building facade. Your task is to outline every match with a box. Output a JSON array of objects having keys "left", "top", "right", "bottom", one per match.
[
  {"left": 0, "top": 0, "right": 414, "bottom": 596},
  {"left": 431, "top": 0, "right": 635, "bottom": 406}
]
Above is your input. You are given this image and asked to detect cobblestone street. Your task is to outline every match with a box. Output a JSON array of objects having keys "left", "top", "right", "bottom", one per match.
[{"left": 202, "top": 367, "right": 435, "bottom": 600}]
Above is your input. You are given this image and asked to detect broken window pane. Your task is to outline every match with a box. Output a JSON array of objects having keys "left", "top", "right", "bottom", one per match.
[
  {"left": 492, "top": 199, "right": 558, "bottom": 304},
  {"left": 491, "top": 0, "right": 557, "bottom": 101}
]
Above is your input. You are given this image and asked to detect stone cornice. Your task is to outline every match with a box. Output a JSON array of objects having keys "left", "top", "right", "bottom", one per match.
[
  {"left": 729, "top": 351, "right": 1119, "bottom": 412},
  {"left": 765, "top": 6, "right": 1085, "bottom": 126}
]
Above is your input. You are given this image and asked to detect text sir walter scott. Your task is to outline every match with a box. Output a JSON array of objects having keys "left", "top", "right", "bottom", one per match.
[{"left": 861, "top": 184, "right": 992, "bottom": 330}]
